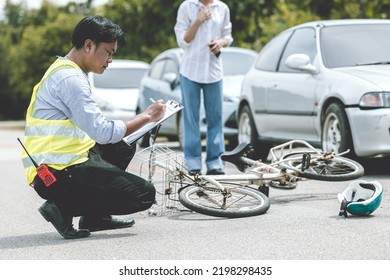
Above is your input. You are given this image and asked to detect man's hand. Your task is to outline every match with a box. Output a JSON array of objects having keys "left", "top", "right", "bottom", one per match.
[
  {"left": 124, "top": 99, "right": 166, "bottom": 136},
  {"left": 145, "top": 99, "right": 166, "bottom": 122}
]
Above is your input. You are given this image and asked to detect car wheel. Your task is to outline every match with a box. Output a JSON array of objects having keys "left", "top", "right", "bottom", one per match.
[
  {"left": 238, "top": 105, "right": 270, "bottom": 161},
  {"left": 226, "top": 135, "right": 238, "bottom": 151},
  {"left": 322, "top": 103, "right": 355, "bottom": 157}
]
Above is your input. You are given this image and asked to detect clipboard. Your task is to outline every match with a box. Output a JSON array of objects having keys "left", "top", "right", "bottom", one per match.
[{"left": 124, "top": 99, "right": 183, "bottom": 145}]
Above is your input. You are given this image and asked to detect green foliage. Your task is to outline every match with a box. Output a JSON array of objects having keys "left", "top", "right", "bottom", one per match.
[
  {"left": 226, "top": 0, "right": 276, "bottom": 49},
  {"left": 331, "top": 0, "right": 390, "bottom": 19},
  {"left": 103, "top": 0, "right": 181, "bottom": 62},
  {"left": 1, "top": 0, "right": 390, "bottom": 120},
  {"left": 256, "top": 1, "right": 320, "bottom": 50},
  {"left": 0, "top": 1, "right": 87, "bottom": 119},
  {"left": 8, "top": 13, "right": 82, "bottom": 97}
]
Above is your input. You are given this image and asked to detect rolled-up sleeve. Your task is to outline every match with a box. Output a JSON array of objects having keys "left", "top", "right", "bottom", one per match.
[
  {"left": 174, "top": 3, "right": 191, "bottom": 48},
  {"left": 222, "top": 7, "right": 233, "bottom": 46}
]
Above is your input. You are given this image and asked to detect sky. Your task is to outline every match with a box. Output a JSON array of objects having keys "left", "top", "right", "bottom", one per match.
[{"left": 0, "top": 0, "right": 109, "bottom": 19}]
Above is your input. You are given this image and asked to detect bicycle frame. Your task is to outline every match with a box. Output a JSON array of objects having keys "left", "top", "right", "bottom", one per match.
[
  {"left": 199, "top": 140, "right": 324, "bottom": 187},
  {"left": 147, "top": 140, "right": 322, "bottom": 192},
  {"left": 132, "top": 138, "right": 363, "bottom": 217},
  {"left": 164, "top": 139, "right": 355, "bottom": 191},
  {"left": 150, "top": 154, "right": 293, "bottom": 198}
]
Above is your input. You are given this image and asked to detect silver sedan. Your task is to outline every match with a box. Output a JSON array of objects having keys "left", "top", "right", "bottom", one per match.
[{"left": 238, "top": 19, "right": 390, "bottom": 160}]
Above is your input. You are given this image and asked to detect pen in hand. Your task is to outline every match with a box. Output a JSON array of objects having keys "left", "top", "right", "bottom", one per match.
[{"left": 149, "top": 98, "right": 156, "bottom": 103}]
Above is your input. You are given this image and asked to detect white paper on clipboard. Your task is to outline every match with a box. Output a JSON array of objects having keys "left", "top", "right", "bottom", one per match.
[{"left": 124, "top": 99, "right": 183, "bottom": 145}]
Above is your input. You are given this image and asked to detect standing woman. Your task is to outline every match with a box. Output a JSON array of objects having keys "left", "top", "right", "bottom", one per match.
[{"left": 174, "top": 0, "right": 233, "bottom": 175}]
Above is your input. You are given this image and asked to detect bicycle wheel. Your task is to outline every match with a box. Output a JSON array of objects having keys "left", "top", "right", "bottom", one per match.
[
  {"left": 280, "top": 152, "right": 364, "bottom": 181},
  {"left": 179, "top": 183, "right": 270, "bottom": 218}
]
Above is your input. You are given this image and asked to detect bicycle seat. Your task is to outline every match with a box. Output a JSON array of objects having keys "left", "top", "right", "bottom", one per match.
[{"left": 221, "top": 142, "right": 253, "bottom": 172}]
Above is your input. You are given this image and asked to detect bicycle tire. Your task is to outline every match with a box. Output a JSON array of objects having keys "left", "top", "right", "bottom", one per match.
[
  {"left": 279, "top": 152, "right": 364, "bottom": 181},
  {"left": 179, "top": 183, "right": 270, "bottom": 218}
]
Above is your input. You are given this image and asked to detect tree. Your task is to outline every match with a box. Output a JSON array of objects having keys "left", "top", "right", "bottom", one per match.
[
  {"left": 226, "top": 0, "right": 276, "bottom": 50},
  {"left": 0, "top": 1, "right": 87, "bottom": 119},
  {"left": 102, "top": 0, "right": 180, "bottom": 62},
  {"left": 8, "top": 13, "right": 83, "bottom": 98},
  {"left": 253, "top": 1, "right": 319, "bottom": 50},
  {"left": 331, "top": 0, "right": 390, "bottom": 19}
]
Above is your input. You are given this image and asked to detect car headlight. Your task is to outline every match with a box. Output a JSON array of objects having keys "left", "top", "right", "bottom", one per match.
[
  {"left": 223, "top": 94, "right": 239, "bottom": 103},
  {"left": 359, "top": 92, "right": 390, "bottom": 108}
]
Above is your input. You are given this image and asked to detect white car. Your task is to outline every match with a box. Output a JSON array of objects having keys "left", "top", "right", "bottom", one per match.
[
  {"left": 89, "top": 59, "right": 149, "bottom": 121},
  {"left": 238, "top": 19, "right": 390, "bottom": 160}
]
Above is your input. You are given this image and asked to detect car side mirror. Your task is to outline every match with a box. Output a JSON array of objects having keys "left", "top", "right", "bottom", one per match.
[
  {"left": 162, "top": 73, "right": 179, "bottom": 89},
  {"left": 285, "top": 54, "right": 318, "bottom": 74}
]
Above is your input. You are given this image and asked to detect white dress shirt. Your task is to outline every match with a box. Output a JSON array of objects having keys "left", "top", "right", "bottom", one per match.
[{"left": 174, "top": 0, "right": 233, "bottom": 83}]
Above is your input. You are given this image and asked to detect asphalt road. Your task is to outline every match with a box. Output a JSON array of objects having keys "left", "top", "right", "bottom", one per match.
[{"left": 0, "top": 124, "right": 389, "bottom": 278}]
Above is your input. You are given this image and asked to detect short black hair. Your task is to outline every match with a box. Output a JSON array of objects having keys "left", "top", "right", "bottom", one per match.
[{"left": 71, "top": 15, "right": 124, "bottom": 49}]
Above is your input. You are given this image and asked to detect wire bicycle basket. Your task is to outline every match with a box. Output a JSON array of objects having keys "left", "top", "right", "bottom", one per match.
[{"left": 128, "top": 144, "right": 189, "bottom": 216}]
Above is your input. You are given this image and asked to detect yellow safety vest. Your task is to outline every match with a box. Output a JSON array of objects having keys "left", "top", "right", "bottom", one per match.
[{"left": 22, "top": 58, "right": 95, "bottom": 185}]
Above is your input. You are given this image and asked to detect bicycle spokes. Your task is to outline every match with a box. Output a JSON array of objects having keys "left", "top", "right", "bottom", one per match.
[{"left": 307, "top": 160, "right": 356, "bottom": 175}]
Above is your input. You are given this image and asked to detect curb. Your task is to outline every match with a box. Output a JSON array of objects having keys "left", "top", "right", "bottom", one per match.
[{"left": 0, "top": 120, "right": 25, "bottom": 129}]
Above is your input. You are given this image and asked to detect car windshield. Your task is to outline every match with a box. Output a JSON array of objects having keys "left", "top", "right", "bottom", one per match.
[
  {"left": 321, "top": 24, "right": 390, "bottom": 68},
  {"left": 93, "top": 68, "right": 147, "bottom": 89},
  {"left": 221, "top": 51, "right": 256, "bottom": 75}
]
